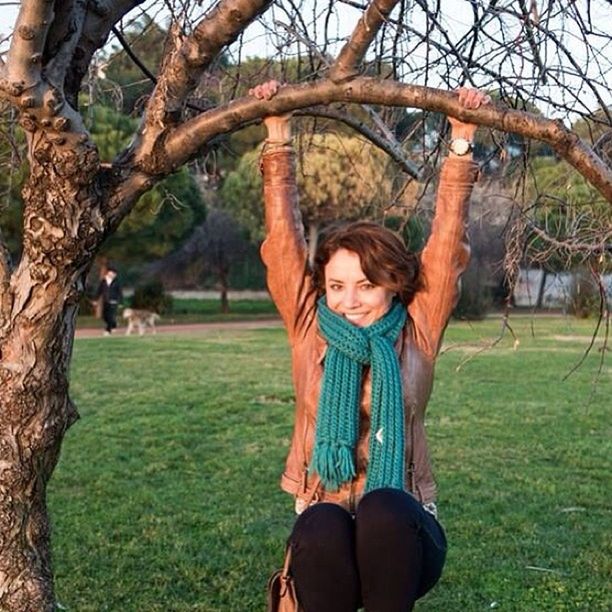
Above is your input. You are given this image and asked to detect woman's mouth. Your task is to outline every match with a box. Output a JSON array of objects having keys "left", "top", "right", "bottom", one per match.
[{"left": 344, "top": 313, "right": 368, "bottom": 325}]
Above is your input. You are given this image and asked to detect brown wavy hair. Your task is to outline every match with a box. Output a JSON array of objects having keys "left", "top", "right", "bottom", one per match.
[{"left": 311, "top": 221, "right": 422, "bottom": 306}]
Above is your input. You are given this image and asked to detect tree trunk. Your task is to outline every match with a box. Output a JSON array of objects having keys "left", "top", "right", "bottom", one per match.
[
  {"left": 0, "top": 280, "right": 80, "bottom": 610},
  {"left": 535, "top": 268, "right": 548, "bottom": 309},
  {"left": 0, "top": 153, "right": 104, "bottom": 609},
  {"left": 219, "top": 270, "right": 230, "bottom": 314}
]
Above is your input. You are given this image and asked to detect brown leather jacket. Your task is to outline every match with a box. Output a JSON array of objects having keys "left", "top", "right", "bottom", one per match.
[{"left": 260, "top": 144, "right": 478, "bottom": 513}]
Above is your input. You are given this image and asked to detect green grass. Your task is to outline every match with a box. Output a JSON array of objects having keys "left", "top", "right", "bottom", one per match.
[
  {"left": 77, "top": 298, "right": 279, "bottom": 328},
  {"left": 50, "top": 316, "right": 611, "bottom": 611}
]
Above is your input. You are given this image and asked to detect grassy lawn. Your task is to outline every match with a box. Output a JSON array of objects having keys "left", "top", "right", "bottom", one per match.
[
  {"left": 50, "top": 316, "right": 610, "bottom": 611},
  {"left": 76, "top": 299, "right": 279, "bottom": 329}
]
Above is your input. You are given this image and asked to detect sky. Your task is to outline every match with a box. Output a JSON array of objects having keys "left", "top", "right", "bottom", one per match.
[{"left": 1, "top": 1, "right": 610, "bottom": 121}]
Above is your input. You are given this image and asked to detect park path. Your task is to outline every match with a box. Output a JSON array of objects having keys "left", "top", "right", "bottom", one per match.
[{"left": 75, "top": 318, "right": 284, "bottom": 339}]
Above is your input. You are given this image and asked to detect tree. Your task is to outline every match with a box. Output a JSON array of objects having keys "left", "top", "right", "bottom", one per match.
[
  {"left": 0, "top": 0, "right": 611, "bottom": 608},
  {"left": 148, "top": 208, "right": 250, "bottom": 311}
]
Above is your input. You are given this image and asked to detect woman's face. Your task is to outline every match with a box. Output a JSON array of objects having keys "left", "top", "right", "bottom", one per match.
[{"left": 324, "top": 248, "right": 395, "bottom": 327}]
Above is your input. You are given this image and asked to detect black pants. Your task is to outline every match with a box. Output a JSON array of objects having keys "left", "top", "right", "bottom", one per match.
[
  {"left": 289, "top": 488, "right": 446, "bottom": 612},
  {"left": 102, "top": 302, "right": 118, "bottom": 333}
]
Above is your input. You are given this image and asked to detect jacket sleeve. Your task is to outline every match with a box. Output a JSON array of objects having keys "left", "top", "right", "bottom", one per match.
[
  {"left": 408, "top": 157, "right": 479, "bottom": 357},
  {"left": 259, "top": 144, "right": 314, "bottom": 343}
]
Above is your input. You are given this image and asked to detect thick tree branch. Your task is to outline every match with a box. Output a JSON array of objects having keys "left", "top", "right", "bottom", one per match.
[
  {"left": 65, "top": 0, "right": 146, "bottom": 102},
  {"left": 165, "top": 0, "right": 273, "bottom": 110},
  {"left": 158, "top": 78, "right": 612, "bottom": 204},
  {"left": 329, "top": 0, "right": 400, "bottom": 83},
  {"left": 4, "top": 0, "right": 55, "bottom": 93},
  {"left": 45, "top": 0, "right": 88, "bottom": 93},
  {"left": 135, "top": 0, "right": 273, "bottom": 163},
  {"left": 295, "top": 106, "right": 421, "bottom": 178},
  {"left": 0, "top": 1, "right": 92, "bottom": 156}
]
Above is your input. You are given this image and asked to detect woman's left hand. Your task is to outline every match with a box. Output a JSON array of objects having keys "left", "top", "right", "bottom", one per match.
[{"left": 448, "top": 88, "right": 492, "bottom": 140}]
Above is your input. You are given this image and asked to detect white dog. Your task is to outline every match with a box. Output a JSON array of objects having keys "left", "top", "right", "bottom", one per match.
[{"left": 122, "top": 308, "right": 160, "bottom": 336}]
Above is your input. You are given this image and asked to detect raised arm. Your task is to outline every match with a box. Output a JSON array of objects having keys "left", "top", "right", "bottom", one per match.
[
  {"left": 252, "top": 82, "right": 313, "bottom": 342},
  {"left": 408, "top": 89, "right": 490, "bottom": 356}
]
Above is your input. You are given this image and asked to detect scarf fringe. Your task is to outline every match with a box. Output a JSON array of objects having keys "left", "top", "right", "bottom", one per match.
[{"left": 311, "top": 441, "right": 356, "bottom": 492}]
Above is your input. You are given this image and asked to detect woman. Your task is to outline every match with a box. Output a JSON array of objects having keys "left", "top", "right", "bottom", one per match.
[{"left": 252, "top": 81, "right": 490, "bottom": 611}]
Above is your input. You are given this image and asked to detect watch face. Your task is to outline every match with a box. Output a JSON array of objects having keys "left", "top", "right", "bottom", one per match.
[{"left": 451, "top": 138, "right": 471, "bottom": 155}]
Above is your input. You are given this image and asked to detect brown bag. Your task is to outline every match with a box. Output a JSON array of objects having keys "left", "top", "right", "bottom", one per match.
[
  {"left": 267, "top": 478, "right": 320, "bottom": 611},
  {"left": 267, "top": 545, "right": 300, "bottom": 612}
]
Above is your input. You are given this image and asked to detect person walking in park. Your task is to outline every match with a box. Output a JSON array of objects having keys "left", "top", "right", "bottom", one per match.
[
  {"left": 95, "top": 263, "right": 123, "bottom": 336},
  {"left": 252, "top": 80, "right": 490, "bottom": 611}
]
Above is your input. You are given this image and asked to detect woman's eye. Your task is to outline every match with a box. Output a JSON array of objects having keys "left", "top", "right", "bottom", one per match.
[
  {"left": 328, "top": 284, "right": 342, "bottom": 291},
  {"left": 360, "top": 283, "right": 375, "bottom": 290}
]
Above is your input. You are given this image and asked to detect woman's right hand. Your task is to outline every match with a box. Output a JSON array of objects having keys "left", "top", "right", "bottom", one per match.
[{"left": 248, "top": 80, "right": 292, "bottom": 143}]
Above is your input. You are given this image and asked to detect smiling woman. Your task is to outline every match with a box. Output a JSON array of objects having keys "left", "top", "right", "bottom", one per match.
[
  {"left": 252, "top": 81, "right": 489, "bottom": 612},
  {"left": 312, "top": 221, "right": 422, "bottom": 327},
  {"left": 323, "top": 246, "right": 395, "bottom": 328}
]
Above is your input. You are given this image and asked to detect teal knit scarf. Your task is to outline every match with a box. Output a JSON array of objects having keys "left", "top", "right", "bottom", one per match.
[{"left": 311, "top": 296, "right": 407, "bottom": 493}]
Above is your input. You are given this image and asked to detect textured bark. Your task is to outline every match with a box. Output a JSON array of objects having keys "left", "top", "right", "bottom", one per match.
[
  {"left": 0, "top": 137, "right": 111, "bottom": 606},
  {"left": 0, "top": 344, "right": 74, "bottom": 611}
]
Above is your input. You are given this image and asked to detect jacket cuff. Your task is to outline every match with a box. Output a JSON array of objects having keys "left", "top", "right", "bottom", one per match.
[
  {"left": 438, "top": 157, "right": 480, "bottom": 188},
  {"left": 261, "top": 147, "right": 296, "bottom": 185}
]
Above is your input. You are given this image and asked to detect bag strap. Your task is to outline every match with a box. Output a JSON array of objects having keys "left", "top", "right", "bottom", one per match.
[{"left": 281, "top": 545, "right": 293, "bottom": 577}]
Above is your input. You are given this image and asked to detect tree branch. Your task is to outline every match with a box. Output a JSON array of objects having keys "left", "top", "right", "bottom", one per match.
[
  {"left": 329, "top": 0, "right": 401, "bottom": 83},
  {"left": 517, "top": 0, "right": 547, "bottom": 84},
  {"left": 134, "top": 0, "right": 273, "bottom": 164},
  {"left": 44, "top": 0, "right": 88, "bottom": 94},
  {"left": 167, "top": 0, "right": 273, "bottom": 109},
  {"left": 4, "top": 0, "right": 55, "bottom": 94},
  {"left": 111, "top": 24, "right": 158, "bottom": 85},
  {"left": 157, "top": 78, "right": 612, "bottom": 203},
  {"left": 294, "top": 106, "right": 421, "bottom": 178},
  {"left": 65, "top": 0, "right": 146, "bottom": 102}
]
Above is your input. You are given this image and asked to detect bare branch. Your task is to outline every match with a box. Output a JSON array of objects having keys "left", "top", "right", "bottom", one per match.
[
  {"left": 171, "top": 0, "right": 273, "bottom": 105},
  {"left": 44, "top": 1, "right": 88, "bottom": 91},
  {"left": 4, "top": 0, "right": 55, "bottom": 93},
  {"left": 110, "top": 24, "right": 158, "bottom": 85},
  {"left": 133, "top": 0, "right": 273, "bottom": 165},
  {"left": 65, "top": 0, "right": 146, "bottom": 101},
  {"left": 158, "top": 78, "right": 612, "bottom": 203},
  {"left": 329, "top": 0, "right": 400, "bottom": 83},
  {"left": 295, "top": 105, "right": 421, "bottom": 178},
  {"left": 516, "top": 0, "right": 547, "bottom": 84},
  {"left": 274, "top": 17, "right": 413, "bottom": 179}
]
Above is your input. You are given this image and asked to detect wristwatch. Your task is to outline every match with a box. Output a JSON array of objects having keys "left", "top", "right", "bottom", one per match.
[{"left": 449, "top": 138, "right": 473, "bottom": 156}]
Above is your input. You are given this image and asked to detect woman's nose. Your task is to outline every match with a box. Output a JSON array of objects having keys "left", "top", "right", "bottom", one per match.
[{"left": 342, "top": 288, "right": 360, "bottom": 309}]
